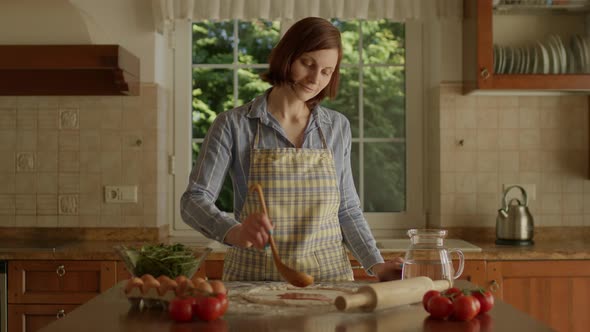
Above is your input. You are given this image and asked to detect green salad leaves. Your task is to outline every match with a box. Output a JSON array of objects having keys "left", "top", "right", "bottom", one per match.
[{"left": 120, "top": 243, "right": 204, "bottom": 278}]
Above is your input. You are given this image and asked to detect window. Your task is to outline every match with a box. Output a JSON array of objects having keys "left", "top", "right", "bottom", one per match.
[{"left": 172, "top": 19, "right": 424, "bottom": 236}]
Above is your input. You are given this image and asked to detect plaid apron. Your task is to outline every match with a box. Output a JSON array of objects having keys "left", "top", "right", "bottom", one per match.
[{"left": 223, "top": 119, "right": 353, "bottom": 282}]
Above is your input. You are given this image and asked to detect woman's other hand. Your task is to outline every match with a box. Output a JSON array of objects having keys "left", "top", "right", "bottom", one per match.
[
  {"left": 371, "top": 257, "right": 404, "bottom": 282},
  {"left": 224, "top": 212, "right": 273, "bottom": 249}
]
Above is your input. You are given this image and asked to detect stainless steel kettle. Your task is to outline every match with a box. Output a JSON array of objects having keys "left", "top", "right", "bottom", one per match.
[{"left": 496, "top": 185, "right": 534, "bottom": 246}]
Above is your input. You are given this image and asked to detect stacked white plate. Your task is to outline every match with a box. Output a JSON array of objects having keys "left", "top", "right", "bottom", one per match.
[{"left": 493, "top": 34, "right": 589, "bottom": 74}]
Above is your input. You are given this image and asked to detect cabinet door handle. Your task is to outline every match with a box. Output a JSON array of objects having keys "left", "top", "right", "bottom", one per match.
[
  {"left": 56, "top": 309, "right": 66, "bottom": 319},
  {"left": 480, "top": 68, "right": 491, "bottom": 80},
  {"left": 56, "top": 265, "right": 66, "bottom": 277},
  {"left": 489, "top": 279, "right": 500, "bottom": 292}
]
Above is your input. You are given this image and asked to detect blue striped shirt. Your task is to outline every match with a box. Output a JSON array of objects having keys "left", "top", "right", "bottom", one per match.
[{"left": 180, "top": 91, "right": 384, "bottom": 272}]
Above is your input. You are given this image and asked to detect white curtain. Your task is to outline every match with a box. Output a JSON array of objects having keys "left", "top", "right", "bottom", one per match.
[{"left": 153, "top": 0, "right": 462, "bottom": 32}]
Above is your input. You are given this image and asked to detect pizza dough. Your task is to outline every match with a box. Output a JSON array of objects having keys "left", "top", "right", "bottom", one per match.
[{"left": 241, "top": 284, "right": 356, "bottom": 307}]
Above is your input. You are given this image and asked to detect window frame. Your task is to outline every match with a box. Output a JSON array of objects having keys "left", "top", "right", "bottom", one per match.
[{"left": 171, "top": 19, "right": 425, "bottom": 238}]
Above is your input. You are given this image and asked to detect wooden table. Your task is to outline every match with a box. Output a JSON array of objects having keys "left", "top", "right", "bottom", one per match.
[{"left": 39, "top": 280, "right": 554, "bottom": 332}]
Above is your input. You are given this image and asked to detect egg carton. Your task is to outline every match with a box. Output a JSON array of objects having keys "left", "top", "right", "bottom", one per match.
[{"left": 124, "top": 287, "right": 178, "bottom": 308}]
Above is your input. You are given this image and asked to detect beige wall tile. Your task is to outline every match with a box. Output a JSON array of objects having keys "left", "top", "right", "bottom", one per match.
[
  {"left": 79, "top": 108, "right": 102, "bottom": 130},
  {"left": 15, "top": 173, "right": 36, "bottom": 193},
  {"left": 80, "top": 130, "right": 101, "bottom": 151},
  {"left": 0, "top": 108, "right": 16, "bottom": 129},
  {"left": 0, "top": 173, "right": 16, "bottom": 194},
  {"left": 0, "top": 152, "right": 15, "bottom": 172},
  {"left": 101, "top": 108, "right": 122, "bottom": 130},
  {"left": 37, "top": 152, "right": 58, "bottom": 172},
  {"left": 0, "top": 130, "right": 16, "bottom": 150},
  {"left": 0, "top": 85, "right": 169, "bottom": 230},
  {"left": 59, "top": 151, "right": 80, "bottom": 172},
  {"left": 79, "top": 193, "right": 101, "bottom": 216},
  {"left": 37, "top": 194, "right": 57, "bottom": 215},
  {"left": 37, "top": 216, "right": 58, "bottom": 227},
  {"left": 59, "top": 131, "right": 80, "bottom": 151},
  {"left": 101, "top": 130, "right": 121, "bottom": 151},
  {"left": 17, "top": 108, "right": 37, "bottom": 129},
  {"left": 0, "top": 195, "right": 15, "bottom": 215},
  {"left": 79, "top": 151, "right": 101, "bottom": 173},
  {"left": 58, "top": 174, "right": 79, "bottom": 193},
  {"left": 38, "top": 108, "right": 58, "bottom": 129},
  {"left": 477, "top": 173, "right": 498, "bottom": 193},
  {"left": 16, "top": 216, "right": 37, "bottom": 227},
  {"left": 58, "top": 216, "right": 79, "bottom": 227},
  {"left": 37, "top": 130, "right": 58, "bottom": 151},
  {"left": 0, "top": 215, "right": 16, "bottom": 227},
  {"left": 15, "top": 194, "right": 36, "bottom": 215}
]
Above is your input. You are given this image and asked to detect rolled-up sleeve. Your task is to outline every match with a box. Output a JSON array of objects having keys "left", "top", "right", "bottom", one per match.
[
  {"left": 180, "top": 112, "right": 239, "bottom": 242},
  {"left": 334, "top": 116, "right": 384, "bottom": 274}
]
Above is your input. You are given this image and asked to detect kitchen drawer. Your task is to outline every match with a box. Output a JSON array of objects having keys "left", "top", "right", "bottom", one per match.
[
  {"left": 8, "top": 304, "right": 78, "bottom": 332},
  {"left": 7, "top": 260, "right": 116, "bottom": 304}
]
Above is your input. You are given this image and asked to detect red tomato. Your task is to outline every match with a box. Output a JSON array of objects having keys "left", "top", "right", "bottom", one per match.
[
  {"left": 168, "top": 297, "right": 194, "bottom": 322},
  {"left": 452, "top": 295, "right": 481, "bottom": 321},
  {"left": 427, "top": 295, "right": 454, "bottom": 320},
  {"left": 216, "top": 292, "right": 229, "bottom": 316},
  {"left": 422, "top": 290, "right": 440, "bottom": 312},
  {"left": 194, "top": 296, "right": 224, "bottom": 321},
  {"left": 443, "top": 287, "right": 464, "bottom": 301},
  {"left": 471, "top": 289, "right": 494, "bottom": 314}
]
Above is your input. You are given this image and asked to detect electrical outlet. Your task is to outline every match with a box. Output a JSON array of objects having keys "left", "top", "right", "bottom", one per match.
[
  {"left": 502, "top": 183, "right": 536, "bottom": 202},
  {"left": 104, "top": 185, "right": 138, "bottom": 203}
]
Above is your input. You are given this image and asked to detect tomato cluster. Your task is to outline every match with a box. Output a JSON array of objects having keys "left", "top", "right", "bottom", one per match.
[
  {"left": 422, "top": 287, "right": 494, "bottom": 321},
  {"left": 169, "top": 291, "right": 229, "bottom": 322}
]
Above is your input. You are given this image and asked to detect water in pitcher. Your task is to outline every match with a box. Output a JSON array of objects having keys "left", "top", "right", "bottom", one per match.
[
  {"left": 401, "top": 229, "right": 465, "bottom": 285},
  {"left": 402, "top": 260, "right": 454, "bottom": 283}
]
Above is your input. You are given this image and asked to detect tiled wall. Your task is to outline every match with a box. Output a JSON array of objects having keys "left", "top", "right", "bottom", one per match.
[
  {"left": 430, "top": 83, "right": 590, "bottom": 228},
  {"left": 0, "top": 84, "right": 169, "bottom": 228}
]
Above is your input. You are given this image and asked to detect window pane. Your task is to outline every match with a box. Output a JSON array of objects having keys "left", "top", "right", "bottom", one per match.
[
  {"left": 238, "top": 20, "right": 280, "bottom": 64},
  {"left": 364, "top": 142, "right": 405, "bottom": 212},
  {"left": 237, "top": 68, "right": 272, "bottom": 104},
  {"left": 332, "top": 19, "right": 359, "bottom": 65},
  {"left": 192, "top": 142, "right": 234, "bottom": 211},
  {"left": 192, "top": 68, "right": 233, "bottom": 138},
  {"left": 363, "top": 66, "right": 405, "bottom": 138},
  {"left": 363, "top": 20, "right": 405, "bottom": 65},
  {"left": 322, "top": 67, "right": 360, "bottom": 137},
  {"left": 192, "top": 21, "right": 234, "bottom": 64}
]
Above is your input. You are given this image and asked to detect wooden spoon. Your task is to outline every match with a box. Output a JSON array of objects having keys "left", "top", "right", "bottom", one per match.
[{"left": 250, "top": 183, "right": 314, "bottom": 288}]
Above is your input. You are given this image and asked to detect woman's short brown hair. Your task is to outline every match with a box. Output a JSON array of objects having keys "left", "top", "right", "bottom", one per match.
[{"left": 261, "top": 17, "right": 342, "bottom": 109}]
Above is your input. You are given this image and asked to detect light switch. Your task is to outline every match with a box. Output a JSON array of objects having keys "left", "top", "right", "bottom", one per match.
[{"left": 104, "top": 185, "right": 138, "bottom": 203}]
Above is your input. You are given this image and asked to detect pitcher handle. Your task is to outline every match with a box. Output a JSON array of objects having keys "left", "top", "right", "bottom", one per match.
[{"left": 449, "top": 248, "right": 465, "bottom": 280}]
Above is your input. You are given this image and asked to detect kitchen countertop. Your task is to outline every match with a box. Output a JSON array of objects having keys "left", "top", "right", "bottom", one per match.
[
  {"left": 1, "top": 236, "right": 589, "bottom": 261},
  {"left": 38, "top": 280, "right": 552, "bottom": 332}
]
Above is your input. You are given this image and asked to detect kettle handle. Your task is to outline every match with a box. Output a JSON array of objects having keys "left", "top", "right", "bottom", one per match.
[{"left": 502, "top": 185, "right": 528, "bottom": 210}]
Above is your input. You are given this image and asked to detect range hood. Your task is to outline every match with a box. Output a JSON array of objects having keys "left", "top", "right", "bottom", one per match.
[{"left": 0, "top": 45, "right": 140, "bottom": 96}]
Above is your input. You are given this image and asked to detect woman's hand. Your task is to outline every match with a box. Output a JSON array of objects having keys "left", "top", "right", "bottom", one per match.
[
  {"left": 224, "top": 212, "right": 273, "bottom": 249},
  {"left": 371, "top": 257, "right": 404, "bottom": 282}
]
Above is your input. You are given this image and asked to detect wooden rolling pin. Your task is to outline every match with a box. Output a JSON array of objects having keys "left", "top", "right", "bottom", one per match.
[{"left": 334, "top": 277, "right": 450, "bottom": 312}]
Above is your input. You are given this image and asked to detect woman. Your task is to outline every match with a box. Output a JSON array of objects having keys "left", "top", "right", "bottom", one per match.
[{"left": 181, "top": 17, "right": 403, "bottom": 282}]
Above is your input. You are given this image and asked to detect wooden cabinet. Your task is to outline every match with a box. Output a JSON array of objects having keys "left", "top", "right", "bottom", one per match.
[
  {"left": 458, "top": 260, "right": 486, "bottom": 287},
  {"left": 7, "top": 260, "right": 117, "bottom": 332},
  {"left": 463, "top": 0, "right": 590, "bottom": 94},
  {"left": 486, "top": 260, "right": 590, "bottom": 332}
]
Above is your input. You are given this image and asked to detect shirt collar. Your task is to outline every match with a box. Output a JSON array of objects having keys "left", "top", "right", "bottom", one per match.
[{"left": 246, "top": 89, "right": 332, "bottom": 125}]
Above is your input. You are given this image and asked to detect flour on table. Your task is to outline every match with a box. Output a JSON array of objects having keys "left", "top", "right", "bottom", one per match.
[{"left": 241, "top": 284, "right": 357, "bottom": 307}]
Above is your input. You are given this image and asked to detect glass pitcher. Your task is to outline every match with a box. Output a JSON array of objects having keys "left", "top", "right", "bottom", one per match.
[{"left": 401, "top": 229, "right": 464, "bottom": 285}]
